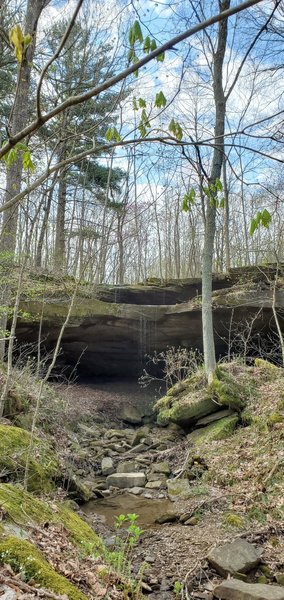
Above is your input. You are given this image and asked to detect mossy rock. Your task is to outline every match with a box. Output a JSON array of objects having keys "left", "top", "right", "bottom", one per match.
[
  {"left": 155, "top": 367, "right": 246, "bottom": 428},
  {"left": 0, "top": 484, "right": 103, "bottom": 555},
  {"left": 0, "top": 536, "right": 87, "bottom": 600},
  {"left": 0, "top": 425, "right": 58, "bottom": 492},
  {"left": 187, "top": 415, "right": 239, "bottom": 445}
]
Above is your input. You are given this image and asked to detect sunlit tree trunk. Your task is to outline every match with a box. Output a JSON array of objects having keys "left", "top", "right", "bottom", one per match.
[{"left": 202, "top": 0, "right": 229, "bottom": 382}]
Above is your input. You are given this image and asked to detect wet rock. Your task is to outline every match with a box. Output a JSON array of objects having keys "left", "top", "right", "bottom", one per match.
[
  {"left": 167, "top": 478, "right": 191, "bottom": 501},
  {"left": 213, "top": 578, "right": 284, "bottom": 599},
  {"left": 155, "top": 513, "right": 179, "bottom": 524},
  {"left": 106, "top": 472, "right": 146, "bottom": 489},
  {"left": 101, "top": 457, "right": 114, "bottom": 475},
  {"left": 208, "top": 539, "right": 261, "bottom": 577},
  {"left": 116, "top": 460, "right": 138, "bottom": 473},
  {"left": 121, "top": 405, "right": 143, "bottom": 425}
]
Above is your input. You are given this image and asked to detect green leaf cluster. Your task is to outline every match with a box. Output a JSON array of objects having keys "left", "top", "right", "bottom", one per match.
[
  {"left": 250, "top": 209, "right": 272, "bottom": 236},
  {"left": 105, "top": 126, "right": 121, "bottom": 142},
  {"left": 2, "top": 142, "right": 35, "bottom": 172},
  {"left": 182, "top": 188, "right": 196, "bottom": 212},
  {"left": 128, "top": 20, "right": 165, "bottom": 76},
  {"left": 169, "top": 118, "right": 183, "bottom": 141}
]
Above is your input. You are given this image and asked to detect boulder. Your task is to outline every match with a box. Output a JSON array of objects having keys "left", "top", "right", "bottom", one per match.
[
  {"left": 208, "top": 539, "right": 261, "bottom": 576},
  {"left": 155, "top": 513, "right": 179, "bottom": 524},
  {"left": 106, "top": 472, "right": 146, "bottom": 489},
  {"left": 101, "top": 457, "right": 114, "bottom": 476},
  {"left": 213, "top": 578, "right": 284, "bottom": 599},
  {"left": 121, "top": 405, "right": 143, "bottom": 425},
  {"left": 167, "top": 478, "right": 191, "bottom": 501}
]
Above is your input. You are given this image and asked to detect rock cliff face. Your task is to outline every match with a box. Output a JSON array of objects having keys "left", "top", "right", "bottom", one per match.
[{"left": 15, "top": 266, "right": 284, "bottom": 377}]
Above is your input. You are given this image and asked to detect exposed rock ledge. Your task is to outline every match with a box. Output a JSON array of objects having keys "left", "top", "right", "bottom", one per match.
[{"left": 14, "top": 265, "right": 284, "bottom": 377}]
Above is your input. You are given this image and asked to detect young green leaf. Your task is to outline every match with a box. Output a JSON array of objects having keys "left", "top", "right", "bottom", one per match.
[
  {"left": 150, "top": 39, "right": 157, "bottom": 51},
  {"left": 9, "top": 24, "right": 25, "bottom": 62},
  {"left": 143, "top": 36, "right": 151, "bottom": 53},
  {"left": 182, "top": 189, "right": 196, "bottom": 212},
  {"left": 156, "top": 52, "right": 165, "bottom": 62},
  {"left": 138, "top": 97, "right": 146, "bottom": 108},
  {"left": 155, "top": 91, "right": 167, "bottom": 108},
  {"left": 105, "top": 127, "right": 121, "bottom": 142},
  {"left": 169, "top": 118, "right": 183, "bottom": 141}
]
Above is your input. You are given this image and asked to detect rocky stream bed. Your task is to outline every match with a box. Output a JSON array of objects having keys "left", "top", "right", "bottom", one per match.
[{"left": 53, "top": 373, "right": 284, "bottom": 600}]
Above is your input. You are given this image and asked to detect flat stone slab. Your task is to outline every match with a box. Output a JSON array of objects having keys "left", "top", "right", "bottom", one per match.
[
  {"left": 208, "top": 539, "right": 261, "bottom": 576},
  {"left": 106, "top": 472, "right": 146, "bottom": 489},
  {"left": 213, "top": 578, "right": 284, "bottom": 599},
  {"left": 196, "top": 408, "right": 234, "bottom": 427}
]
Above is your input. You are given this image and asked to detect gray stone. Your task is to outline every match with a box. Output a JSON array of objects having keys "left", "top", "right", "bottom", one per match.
[
  {"left": 152, "top": 461, "right": 171, "bottom": 475},
  {"left": 0, "top": 587, "right": 17, "bottom": 600},
  {"left": 106, "top": 472, "right": 146, "bottom": 489},
  {"left": 128, "top": 487, "right": 144, "bottom": 495},
  {"left": 121, "top": 405, "right": 143, "bottom": 425},
  {"left": 145, "top": 480, "right": 163, "bottom": 489},
  {"left": 208, "top": 539, "right": 261, "bottom": 577},
  {"left": 167, "top": 478, "right": 191, "bottom": 501},
  {"left": 148, "top": 472, "right": 167, "bottom": 482},
  {"left": 101, "top": 456, "right": 114, "bottom": 475},
  {"left": 155, "top": 513, "right": 179, "bottom": 524},
  {"left": 116, "top": 460, "right": 138, "bottom": 473},
  {"left": 213, "top": 578, "right": 284, "bottom": 600},
  {"left": 131, "top": 426, "right": 150, "bottom": 446}
]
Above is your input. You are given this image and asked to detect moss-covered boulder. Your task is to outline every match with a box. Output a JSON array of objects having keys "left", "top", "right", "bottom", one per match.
[
  {"left": 155, "top": 367, "right": 246, "bottom": 428},
  {"left": 0, "top": 484, "right": 103, "bottom": 554},
  {"left": 0, "top": 536, "right": 87, "bottom": 600},
  {"left": 0, "top": 425, "right": 58, "bottom": 492},
  {"left": 187, "top": 415, "right": 239, "bottom": 445}
]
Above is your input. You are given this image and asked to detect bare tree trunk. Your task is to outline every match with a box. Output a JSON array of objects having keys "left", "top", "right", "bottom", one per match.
[
  {"left": 223, "top": 157, "right": 230, "bottom": 271},
  {"left": 0, "top": 0, "right": 49, "bottom": 360},
  {"left": 202, "top": 0, "right": 229, "bottom": 383}
]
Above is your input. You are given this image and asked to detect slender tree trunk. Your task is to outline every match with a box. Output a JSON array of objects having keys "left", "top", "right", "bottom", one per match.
[
  {"left": 36, "top": 175, "right": 57, "bottom": 268},
  {"left": 0, "top": 0, "right": 49, "bottom": 359},
  {"left": 202, "top": 0, "right": 229, "bottom": 382},
  {"left": 223, "top": 157, "right": 230, "bottom": 271}
]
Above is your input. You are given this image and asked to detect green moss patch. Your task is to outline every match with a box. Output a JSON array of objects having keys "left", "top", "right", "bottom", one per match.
[
  {"left": 0, "top": 536, "right": 87, "bottom": 600},
  {"left": 187, "top": 415, "right": 239, "bottom": 445},
  {"left": 0, "top": 484, "right": 103, "bottom": 554},
  {"left": 0, "top": 425, "right": 58, "bottom": 492}
]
